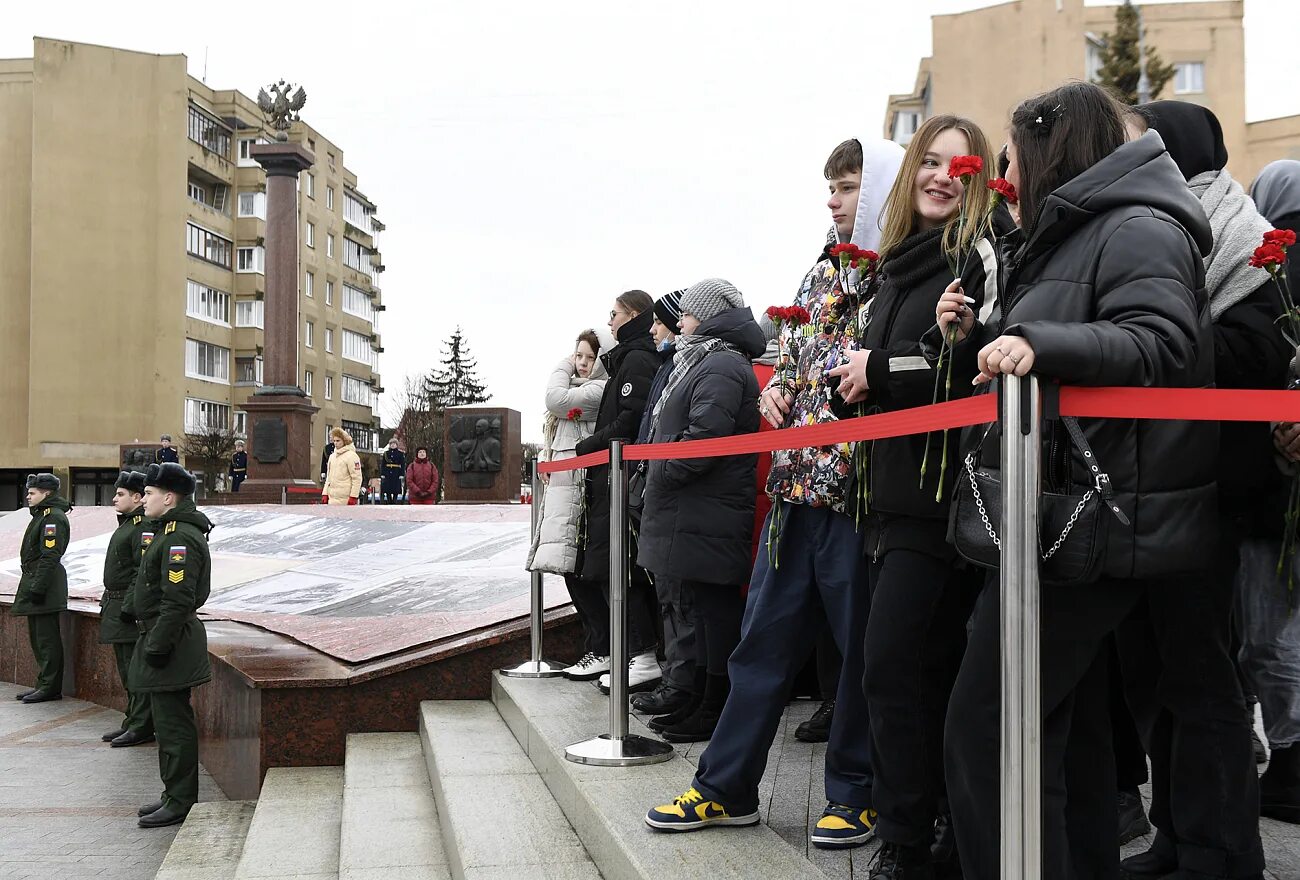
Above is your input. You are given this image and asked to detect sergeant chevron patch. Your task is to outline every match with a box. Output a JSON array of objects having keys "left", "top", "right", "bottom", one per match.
[{"left": 168, "top": 569, "right": 185, "bottom": 584}]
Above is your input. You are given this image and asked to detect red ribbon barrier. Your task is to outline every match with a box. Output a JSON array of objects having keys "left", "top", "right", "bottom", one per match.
[{"left": 536, "top": 386, "right": 1300, "bottom": 476}]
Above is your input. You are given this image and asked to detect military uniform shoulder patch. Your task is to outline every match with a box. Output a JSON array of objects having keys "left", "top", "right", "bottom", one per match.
[
  {"left": 42, "top": 523, "right": 57, "bottom": 548},
  {"left": 132, "top": 516, "right": 142, "bottom": 525},
  {"left": 167, "top": 545, "right": 187, "bottom": 584},
  {"left": 164, "top": 521, "right": 177, "bottom": 535},
  {"left": 168, "top": 546, "right": 187, "bottom": 564},
  {"left": 42, "top": 508, "right": 51, "bottom": 516}
]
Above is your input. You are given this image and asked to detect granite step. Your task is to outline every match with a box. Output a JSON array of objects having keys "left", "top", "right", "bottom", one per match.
[
  {"left": 154, "top": 801, "right": 256, "bottom": 880},
  {"left": 419, "top": 700, "right": 602, "bottom": 879},
  {"left": 340, "top": 733, "right": 451, "bottom": 880},
  {"left": 234, "top": 766, "right": 344, "bottom": 880},
  {"left": 490, "top": 673, "right": 827, "bottom": 880}
]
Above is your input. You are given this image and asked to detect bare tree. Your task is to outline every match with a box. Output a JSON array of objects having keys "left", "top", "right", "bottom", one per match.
[
  {"left": 521, "top": 442, "right": 543, "bottom": 483},
  {"left": 390, "top": 374, "right": 446, "bottom": 486},
  {"left": 180, "top": 429, "right": 239, "bottom": 493}
]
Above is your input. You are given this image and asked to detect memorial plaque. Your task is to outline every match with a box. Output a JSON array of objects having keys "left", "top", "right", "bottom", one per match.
[
  {"left": 442, "top": 407, "right": 522, "bottom": 503},
  {"left": 252, "top": 417, "right": 288, "bottom": 464}
]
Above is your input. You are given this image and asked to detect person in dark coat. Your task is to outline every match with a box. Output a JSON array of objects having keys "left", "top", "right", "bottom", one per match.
[
  {"left": 320, "top": 436, "right": 335, "bottom": 484},
  {"left": 124, "top": 463, "right": 213, "bottom": 829},
  {"left": 380, "top": 439, "right": 406, "bottom": 503},
  {"left": 938, "top": 82, "right": 1225, "bottom": 880},
  {"left": 13, "top": 473, "right": 71, "bottom": 704},
  {"left": 228, "top": 440, "right": 247, "bottom": 493},
  {"left": 1110, "top": 101, "right": 1276, "bottom": 880},
  {"left": 637, "top": 280, "right": 764, "bottom": 743},
  {"left": 827, "top": 113, "right": 996, "bottom": 877},
  {"left": 571, "top": 290, "right": 663, "bottom": 691},
  {"left": 99, "top": 471, "right": 155, "bottom": 747},
  {"left": 155, "top": 435, "right": 179, "bottom": 465}
]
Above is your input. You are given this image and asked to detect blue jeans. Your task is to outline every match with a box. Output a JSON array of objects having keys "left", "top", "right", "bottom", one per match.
[{"left": 693, "top": 501, "right": 873, "bottom": 812}]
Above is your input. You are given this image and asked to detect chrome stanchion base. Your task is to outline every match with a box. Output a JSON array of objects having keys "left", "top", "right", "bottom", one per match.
[
  {"left": 499, "top": 659, "right": 567, "bottom": 679},
  {"left": 564, "top": 734, "right": 674, "bottom": 766}
]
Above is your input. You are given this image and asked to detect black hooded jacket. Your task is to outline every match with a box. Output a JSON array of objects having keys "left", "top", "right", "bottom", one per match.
[
  {"left": 974, "top": 131, "right": 1218, "bottom": 579},
  {"left": 576, "top": 308, "right": 660, "bottom": 581},
  {"left": 637, "top": 308, "right": 765, "bottom": 586}
]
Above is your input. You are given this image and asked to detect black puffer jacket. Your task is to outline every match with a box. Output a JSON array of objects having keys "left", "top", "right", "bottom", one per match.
[
  {"left": 863, "top": 227, "right": 995, "bottom": 541},
  {"left": 975, "top": 131, "right": 1217, "bottom": 579},
  {"left": 637, "top": 308, "right": 765, "bottom": 586},
  {"left": 576, "top": 309, "right": 660, "bottom": 581}
]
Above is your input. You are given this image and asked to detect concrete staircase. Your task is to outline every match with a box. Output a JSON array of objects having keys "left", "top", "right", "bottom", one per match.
[{"left": 154, "top": 675, "right": 829, "bottom": 880}]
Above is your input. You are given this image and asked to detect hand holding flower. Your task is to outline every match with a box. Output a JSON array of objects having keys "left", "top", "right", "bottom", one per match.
[{"left": 936, "top": 279, "right": 975, "bottom": 343}]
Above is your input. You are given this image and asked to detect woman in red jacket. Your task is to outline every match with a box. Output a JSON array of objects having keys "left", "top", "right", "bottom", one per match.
[{"left": 406, "top": 447, "right": 440, "bottom": 504}]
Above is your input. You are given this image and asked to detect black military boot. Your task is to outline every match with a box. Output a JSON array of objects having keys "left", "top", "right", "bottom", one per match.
[
  {"left": 660, "top": 674, "right": 728, "bottom": 743},
  {"left": 796, "top": 700, "right": 835, "bottom": 743},
  {"left": 21, "top": 690, "right": 61, "bottom": 704},
  {"left": 1118, "top": 787, "right": 1152, "bottom": 845},
  {"left": 139, "top": 802, "right": 189, "bottom": 829},
  {"left": 1260, "top": 743, "right": 1300, "bottom": 824},
  {"left": 631, "top": 683, "right": 694, "bottom": 716},
  {"left": 648, "top": 691, "right": 701, "bottom": 733},
  {"left": 137, "top": 799, "right": 164, "bottom": 818},
  {"left": 869, "top": 842, "right": 935, "bottom": 879},
  {"left": 14, "top": 689, "right": 36, "bottom": 701},
  {"left": 101, "top": 728, "right": 127, "bottom": 743},
  {"left": 111, "top": 730, "right": 156, "bottom": 748},
  {"left": 1120, "top": 830, "right": 1178, "bottom": 878}
]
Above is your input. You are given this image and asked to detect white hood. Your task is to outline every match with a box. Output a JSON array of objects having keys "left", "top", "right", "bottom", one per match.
[{"left": 841, "top": 137, "right": 906, "bottom": 253}]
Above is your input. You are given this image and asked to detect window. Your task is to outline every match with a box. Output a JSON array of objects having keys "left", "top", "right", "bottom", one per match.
[
  {"left": 233, "top": 411, "right": 248, "bottom": 437},
  {"left": 327, "top": 151, "right": 336, "bottom": 171},
  {"left": 185, "top": 398, "right": 231, "bottom": 433},
  {"left": 187, "top": 104, "right": 231, "bottom": 157},
  {"left": 235, "top": 356, "right": 264, "bottom": 386},
  {"left": 185, "top": 339, "right": 231, "bottom": 383},
  {"left": 235, "top": 298, "right": 264, "bottom": 328},
  {"left": 306, "top": 222, "right": 315, "bottom": 248},
  {"left": 326, "top": 280, "right": 334, "bottom": 305},
  {"left": 343, "top": 329, "right": 376, "bottom": 366},
  {"left": 344, "top": 191, "right": 373, "bottom": 231},
  {"left": 237, "top": 246, "right": 265, "bottom": 274},
  {"left": 892, "top": 111, "right": 921, "bottom": 145},
  {"left": 305, "top": 271, "right": 314, "bottom": 298},
  {"left": 304, "top": 370, "right": 314, "bottom": 396},
  {"left": 237, "top": 137, "right": 266, "bottom": 167},
  {"left": 187, "top": 181, "right": 207, "bottom": 204},
  {"left": 342, "top": 375, "right": 375, "bottom": 407},
  {"left": 344, "top": 420, "right": 375, "bottom": 451},
  {"left": 343, "top": 237, "right": 372, "bottom": 277},
  {"left": 325, "top": 328, "right": 334, "bottom": 353},
  {"left": 186, "top": 223, "right": 232, "bottom": 267},
  {"left": 308, "top": 138, "right": 316, "bottom": 152},
  {"left": 238, "top": 191, "right": 267, "bottom": 219},
  {"left": 1174, "top": 62, "right": 1205, "bottom": 95},
  {"left": 327, "top": 235, "right": 335, "bottom": 258},
  {"left": 326, "top": 187, "right": 335, "bottom": 210},
  {"left": 186, "top": 280, "right": 230, "bottom": 326},
  {"left": 325, "top": 375, "right": 334, "bottom": 400},
  {"left": 1085, "top": 35, "right": 1106, "bottom": 84},
  {"left": 342, "top": 283, "right": 375, "bottom": 321},
  {"left": 305, "top": 172, "right": 316, "bottom": 198},
  {"left": 305, "top": 320, "right": 315, "bottom": 348}
]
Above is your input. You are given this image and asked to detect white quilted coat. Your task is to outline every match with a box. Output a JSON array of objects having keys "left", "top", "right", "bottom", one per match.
[{"left": 526, "top": 357, "right": 607, "bottom": 574}]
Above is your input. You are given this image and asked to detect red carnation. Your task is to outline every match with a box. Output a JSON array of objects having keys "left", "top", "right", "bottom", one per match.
[
  {"left": 787, "top": 306, "right": 811, "bottom": 326},
  {"left": 1250, "top": 243, "right": 1287, "bottom": 270},
  {"left": 948, "top": 155, "right": 984, "bottom": 180},
  {"left": 987, "top": 178, "right": 1019, "bottom": 205},
  {"left": 1264, "top": 229, "right": 1297, "bottom": 248},
  {"left": 829, "top": 243, "right": 852, "bottom": 258},
  {"left": 566, "top": 407, "right": 583, "bottom": 420}
]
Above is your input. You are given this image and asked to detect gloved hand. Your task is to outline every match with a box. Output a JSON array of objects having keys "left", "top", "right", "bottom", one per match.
[
  {"left": 347, "top": 496, "right": 359, "bottom": 506},
  {"left": 321, "top": 495, "right": 329, "bottom": 505},
  {"left": 120, "top": 610, "right": 136, "bottom": 625},
  {"left": 145, "top": 651, "right": 169, "bottom": 669}
]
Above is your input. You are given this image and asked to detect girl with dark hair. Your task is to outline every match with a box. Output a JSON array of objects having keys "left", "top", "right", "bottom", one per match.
[
  {"left": 937, "top": 81, "right": 1223, "bottom": 879},
  {"left": 405, "top": 447, "right": 439, "bottom": 505}
]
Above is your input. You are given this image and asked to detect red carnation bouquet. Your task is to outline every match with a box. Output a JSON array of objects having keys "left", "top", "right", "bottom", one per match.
[
  {"left": 566, "top": 407, "right": 583, "bottom": 421},
  {"left": 765, "top": 304, "right": 813, "bottom": 334}
]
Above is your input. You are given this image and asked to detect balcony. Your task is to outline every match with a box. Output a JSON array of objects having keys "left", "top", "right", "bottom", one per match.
[
  {"left": 371, "top": 332, "right": 383, "bottom": 354},
  {"left": 369, "top": 252, "right": 386, "bottom": 274}
]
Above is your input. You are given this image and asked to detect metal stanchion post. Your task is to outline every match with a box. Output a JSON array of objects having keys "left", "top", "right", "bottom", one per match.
[
  {"left": 565, "top": 441, "right": 673, "bottom": 766},
  {"left": 501, "top": 458, "right": 565, "bottom": 678},
  {"left": 1000, "top": 374, "right": 1043, "bottom": 880}
]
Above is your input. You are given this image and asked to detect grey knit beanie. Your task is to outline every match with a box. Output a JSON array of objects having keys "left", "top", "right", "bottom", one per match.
[{"left": 680, "top": 278, "right": 745, "bottom": 325}]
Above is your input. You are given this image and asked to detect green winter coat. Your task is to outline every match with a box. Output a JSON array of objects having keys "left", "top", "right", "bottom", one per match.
[
  {"left": 99, "top": 508, "right": 148, "bottom": 644},
  {"left": 13, "top": 496, "right": 71, "bottom": 616},
  {"left": 125, "top": 500, "right": 213, "bottom": 693}
]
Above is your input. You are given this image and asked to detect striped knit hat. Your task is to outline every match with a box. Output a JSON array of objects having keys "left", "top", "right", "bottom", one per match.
[{"left": 653, "top": 290, "right": 685, "bottom": 336}]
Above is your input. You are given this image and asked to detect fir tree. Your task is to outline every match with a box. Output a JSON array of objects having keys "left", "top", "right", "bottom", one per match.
[
  {"left": 423, "top": 328, "right": 490, "bottom": 409},
  {"left": 1096, "top": 0, "right": 1175, "bottom": 105}
]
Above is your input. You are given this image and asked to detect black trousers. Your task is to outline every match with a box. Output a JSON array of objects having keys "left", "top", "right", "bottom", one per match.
[
  {"left": 687, "top": 581, "right": 745, "bottom": 676},
  {"left": 230, "top": 474, "right": 245, "bottom": 492},
  {"left": 863, "top": 547, "right": 977, "bottom": 846},
  {"left": 151, "top": 688, "right": 199, "bottom": 811},
  {"left": 1117, "top": 556, "right": 1265, "bottom": 878},
  {"left": 566, "top": 573, "right": 609, "bottom": 656},
  {"left": 1110, "top": 636, "right": 1149, "bottom": 791},
  {"left": 26, "top": 613, "right": 64, "bottom": 695},
  {"left": 564, "top": 569, "right": 658, "bottom": 656},
  {"left": 946, "top": 573, "right": 1143, "bottom": 880}
]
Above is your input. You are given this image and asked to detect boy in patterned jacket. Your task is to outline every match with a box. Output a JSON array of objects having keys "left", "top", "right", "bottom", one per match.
[{"left": 646, "top": 137, "right": 904, "bottom": 849}]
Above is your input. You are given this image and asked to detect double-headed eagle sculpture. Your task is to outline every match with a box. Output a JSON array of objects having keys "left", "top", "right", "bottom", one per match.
[{"left": 257, "top": 80, "right": 307, "bottom": 141}]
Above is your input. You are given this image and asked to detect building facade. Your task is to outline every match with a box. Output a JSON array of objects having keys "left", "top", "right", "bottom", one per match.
[
  {"left": 884, "top": 0, "right": 1300, "bottom": 185},
  {"left": 0, "top": 39, "right": 385, "bottom": 509}
]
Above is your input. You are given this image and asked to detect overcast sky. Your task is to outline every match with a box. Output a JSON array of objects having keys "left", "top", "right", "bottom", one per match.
[{"left": 7, "top": 0, "right": 1299, "bottom": 442}]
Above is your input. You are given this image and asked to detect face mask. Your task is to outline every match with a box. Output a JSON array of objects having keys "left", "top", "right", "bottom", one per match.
[{"left": 657, "top": 338, "right": 673, "bottom": 352}]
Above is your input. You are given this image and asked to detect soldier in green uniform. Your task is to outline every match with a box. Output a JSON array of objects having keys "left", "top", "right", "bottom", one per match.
[
  {"left": 13, "top": 473, "right": 70, "bottom": 704},
  {"left": 124, "top": 462, "right": 213, "bottom": 829},
  {"left": 99, "top": 471, "right": 156, "bottom": 747}
]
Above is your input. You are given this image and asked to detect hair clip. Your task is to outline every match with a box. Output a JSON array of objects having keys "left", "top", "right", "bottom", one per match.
[{"left": 1033, "top": 103, "right": 1065, "bottom": 129}]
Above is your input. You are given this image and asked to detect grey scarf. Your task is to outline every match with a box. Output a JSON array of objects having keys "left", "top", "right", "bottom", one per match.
[
  {"left": 1187, "top": 169, "right": 1274, "bottom": 320},
  {"left": 648, "top": 334, "right": 737, "bottom": 440}
]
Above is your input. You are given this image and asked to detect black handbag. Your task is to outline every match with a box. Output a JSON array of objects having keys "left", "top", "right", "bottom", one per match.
[{"left": 950, "top": 415, "right": 1130, "bottom": 586}]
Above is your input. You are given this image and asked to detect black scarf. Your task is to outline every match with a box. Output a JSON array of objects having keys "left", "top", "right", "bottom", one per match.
[{"left": 881, "top": 226, "right": 949, "bottom": 291}]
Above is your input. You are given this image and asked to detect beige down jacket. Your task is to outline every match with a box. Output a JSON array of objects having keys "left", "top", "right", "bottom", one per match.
[
  {"left": 324, "top": 442, "right": 363, "bottom": 504},
  {"left": 526, "top": 358, "right": 607, "bottom": 575}
]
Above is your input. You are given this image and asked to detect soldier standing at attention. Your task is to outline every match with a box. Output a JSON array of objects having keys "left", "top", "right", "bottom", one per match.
[
  {"left": 99, "top": 471, "right": 155, "bottom": 748},
  {"left": 156, "top": 434, "right": 179, "bottom": 465},
  {"left": 229, "top": 440, "right": 248, "bottom": 493},
  {"left": 380, "top": 438, "right": 406, "bottom": 504},
  {"left": 13, "top": 473, "right": 71, "bottom": 704},
  {"left": 124, "top": 463, "right": 213, "bottom": 829}
]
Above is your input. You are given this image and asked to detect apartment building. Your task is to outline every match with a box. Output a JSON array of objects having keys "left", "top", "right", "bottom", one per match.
[
  {"left": 0, "top": 38, "right": 386, "bottom": 509},
  {"left": 883, "top": 0, "right": 1300, "bottom": 184}
]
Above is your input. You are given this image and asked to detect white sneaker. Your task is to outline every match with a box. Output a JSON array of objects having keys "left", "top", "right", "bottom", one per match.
[
  {"left": 563, "top": 652, "right": 610, "bottom": 681},
  {"left": 597, "top": 652, "right": 663, "bottom": 694}
]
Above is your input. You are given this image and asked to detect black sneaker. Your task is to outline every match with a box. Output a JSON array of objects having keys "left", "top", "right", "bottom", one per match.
[
  {"left": 795, "top": 700, "right": 834, "bottom": 743},
  {"left": 632, "top": 684, "right": 693, "bottom": 716},
  {"left": 1118, "top": 787, "right": 1151, "bottom": 845},
  {"left": 869, "top": 841, "right": 935, "bottom": 879},
  {"left": 660, "top": 706, "right": 721, "bottom": 744},
  {"left": 1261, "top": 743, "right": 1300, "bottom": 824},
  {"left": 1119, "top": 831, "right": 1177, "bottom": 877},
  {"left": 649, "top": 694, "right": 702, "bottom": 733}
]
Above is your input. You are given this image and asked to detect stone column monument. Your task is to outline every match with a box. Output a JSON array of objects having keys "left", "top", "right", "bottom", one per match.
[{"left": 240, "top": 80, "right": 320, "bottom": 501}]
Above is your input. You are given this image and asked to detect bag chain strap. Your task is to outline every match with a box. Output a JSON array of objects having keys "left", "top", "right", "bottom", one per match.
[{"left": 963, "top": 452, "right": 1094, "bottom": 559}]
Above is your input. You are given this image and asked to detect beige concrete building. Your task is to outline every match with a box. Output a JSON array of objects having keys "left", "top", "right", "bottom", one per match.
[
  {"left": 0, "top": 38, "right": 386, "bottom": 509},
  {"left": 884, "top": 0, "right": 1300, "bottom": 184}
]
